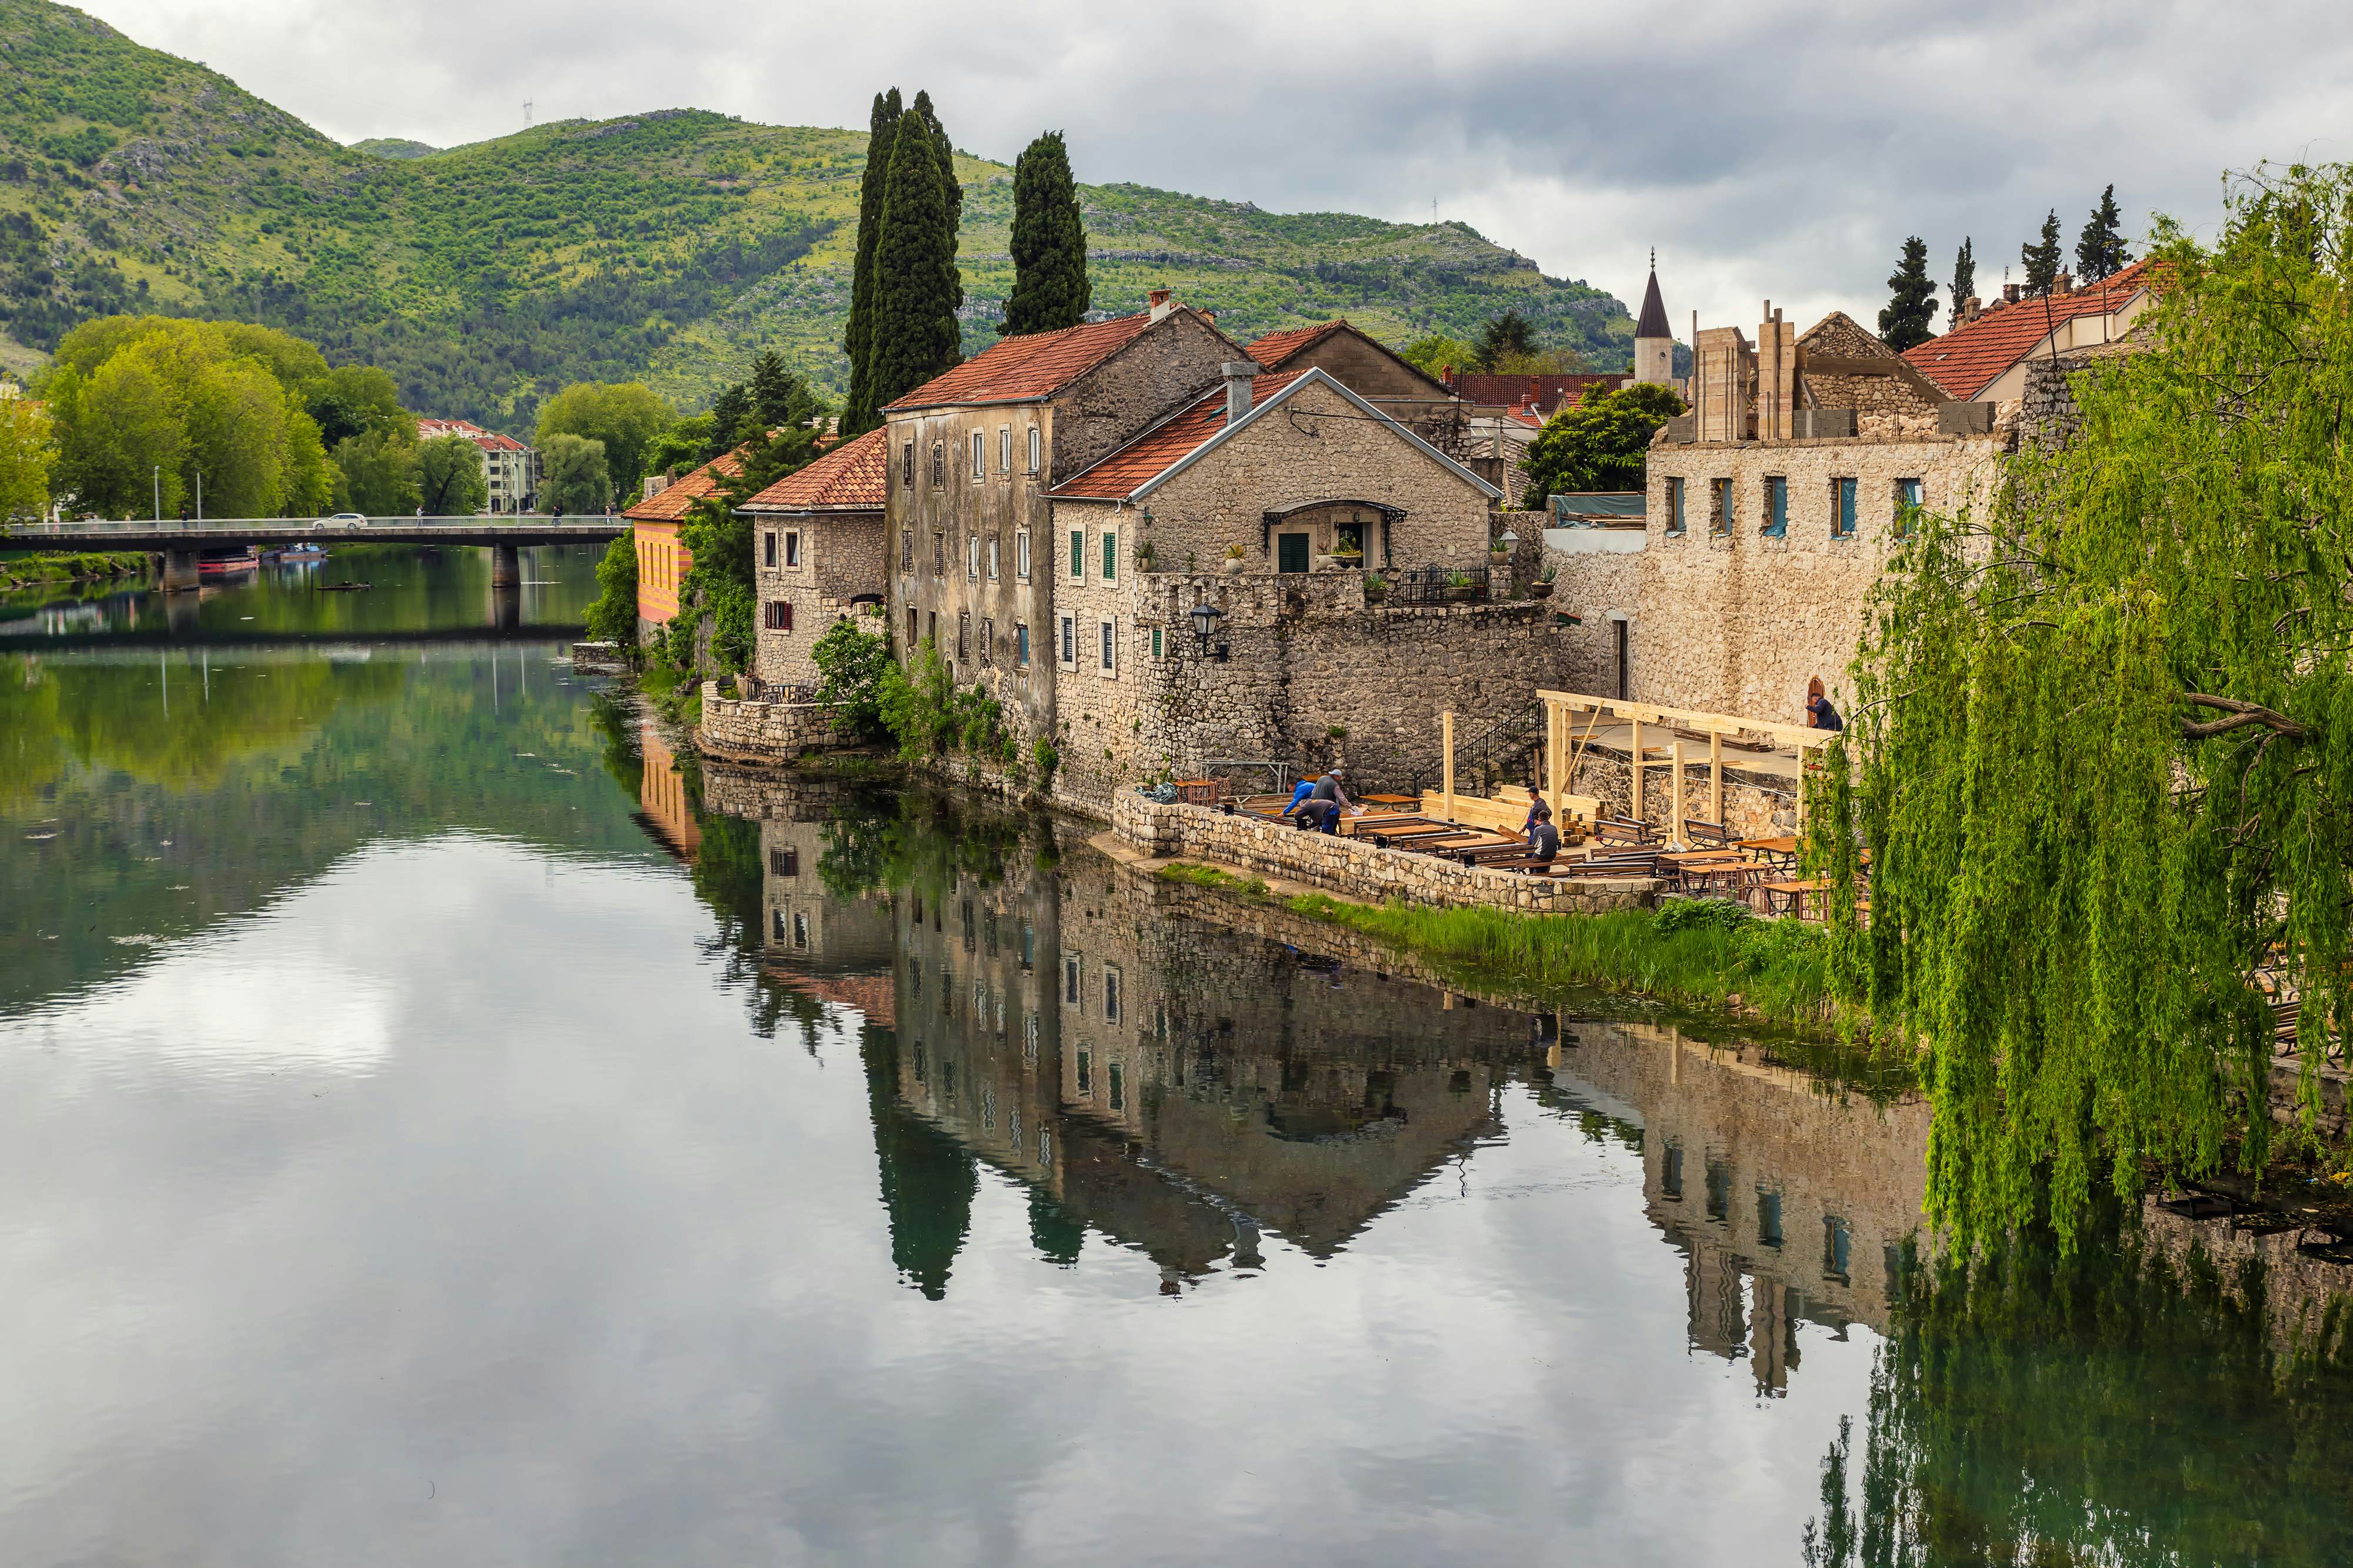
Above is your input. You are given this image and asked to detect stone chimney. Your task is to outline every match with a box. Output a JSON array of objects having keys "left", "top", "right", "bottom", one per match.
[
  {"left": 1961, "top": 295, "right": 1982, "bottom": 325},
  {"left": 2002, "top": 283, "right": 2022, "bottom": 304},
  {"left": 1221, "top": 361, "right": 1261, "bottom": 425},
  {"left": 2054, "top": 271, "right": 2074, "bottom": 296},
  {"left": 1149, "top": 288, "right": 1175, "bottom": 322}
]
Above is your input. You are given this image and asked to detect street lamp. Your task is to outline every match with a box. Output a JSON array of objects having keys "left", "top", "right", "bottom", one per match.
[{"left": 1188, "top": 602, "right": 1227, "bottom": 661}]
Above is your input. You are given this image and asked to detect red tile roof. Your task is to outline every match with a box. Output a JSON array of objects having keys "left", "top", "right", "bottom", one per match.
[
  {"left": 1051, "top": 371, "right": 1309, "bottom": 500},
  {"left": 417, "top": 417, "right": 529, "bottom": 452},
  {"left": 1244, "top": 321, "right": 1347, "bottom": 368},
  {"left": 1447, "top": 372, "right": 1622, "bottom": 413},
  {"left": 1901, "top": 260, "right": 2155, "bottom": 398},
  {"left": 741, "top": 427, "right": 888, "bottom": 512},
  {"left": 884, "top": 311, "right": 1164, "bottom": 411},
  {"left": 622, "top": 449, "right": 744, "bottom": 523}
]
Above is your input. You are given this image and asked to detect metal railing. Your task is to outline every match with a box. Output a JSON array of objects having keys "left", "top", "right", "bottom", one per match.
[
  {"left": 5, "top": 513, "right": 615, "bottom": 536},
  {"left": 1391, "top": 565, "right": 1493, "bottom": 606}
]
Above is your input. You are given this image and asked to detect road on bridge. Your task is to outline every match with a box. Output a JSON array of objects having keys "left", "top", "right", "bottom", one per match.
[{"left": 6, "top": 515, "right": 628, "bottom": 592}]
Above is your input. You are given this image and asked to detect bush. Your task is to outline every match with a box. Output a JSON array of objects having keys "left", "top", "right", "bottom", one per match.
[
  {"left": 583, "top": 527, "right": 638, "bottom": 646},
  {"left": 1654, "top": 896, "right": 1755, "bottom": 935},
  {"left": 811, "top": 617, "right": 891, "bottom": 740}
]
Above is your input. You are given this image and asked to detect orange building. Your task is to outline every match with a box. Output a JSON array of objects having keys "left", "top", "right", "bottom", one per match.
[{"left": 624, "top": 449, "right": 746, "bottom": 630}]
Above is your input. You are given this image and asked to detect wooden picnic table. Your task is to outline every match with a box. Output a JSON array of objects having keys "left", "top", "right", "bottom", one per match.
[
  {"left": 1360, "top": 793, "right": 1419, "bottom": 808},
  {"left": 1740, "top": 836, "right": 1799, "bottom": 856}
]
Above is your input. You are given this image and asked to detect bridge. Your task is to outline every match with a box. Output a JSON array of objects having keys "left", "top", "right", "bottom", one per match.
[{"left": 6, "top": 515, "right": 628, "bottom": 592}]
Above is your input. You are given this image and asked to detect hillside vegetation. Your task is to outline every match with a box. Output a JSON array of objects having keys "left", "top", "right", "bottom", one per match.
[{"left": 0, "top": 0, "right": 1636, "bottom": 428}]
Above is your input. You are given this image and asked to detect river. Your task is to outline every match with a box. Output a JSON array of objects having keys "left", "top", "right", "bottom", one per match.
[{"left": 2, "top": 547, "right": 2349, "bottom": 1566}]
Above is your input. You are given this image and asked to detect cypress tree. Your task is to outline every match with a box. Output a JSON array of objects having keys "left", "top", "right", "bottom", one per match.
[
  {"left": 864, "top": 105, "right": 963, "bottom": 413},
  {"left": 2021, "top": 209, "right": 2063, "bottom": 295},
  {"left": 840, "top": 88, "right": 901, "bottom": 436},
  {"left": 2076, "top": 184, "right": 2131, "bottom": 282},
  {"left": 1001, "top": 130, "right": 1090, "bottom": 336},
  {"left": 1949, "top": 237, "right": 1975, "bottom": 316},
  {"left": 1878, "top": 235, "right": 1939, "bottom": 351}
]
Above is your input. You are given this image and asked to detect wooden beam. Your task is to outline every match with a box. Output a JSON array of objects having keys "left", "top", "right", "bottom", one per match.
[
  {"left": 1669, "top": 741, "right": 1688, "bottom": 851},
  {"left": 1630, "top": 716, "right": 1645, "bottom": 822},
  {"left": 1710, "top": 730, "right": 1724, "bottom": 827},
  {"left": 1441, "top": 710, "right": 1455, "bottom": 824},
  {"left": 1535, "top": 688, "right": 1831, "bottom": 752}
]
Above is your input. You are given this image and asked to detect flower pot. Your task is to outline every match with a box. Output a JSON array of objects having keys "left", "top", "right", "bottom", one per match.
[
  {"left": 1529, "top": 581, "right": 1555, "bottom": 599},
  {"left": 1223, "top": 556, "right": 1247, "bottom": 576}
]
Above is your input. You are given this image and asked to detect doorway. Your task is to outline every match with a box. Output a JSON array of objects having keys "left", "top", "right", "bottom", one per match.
[
  {"left": 1278, "top": 533, "right": 1310, "bottom": 573},
  {"left": 1614, "top": 619, "right": 1629, "bottom": 700}
]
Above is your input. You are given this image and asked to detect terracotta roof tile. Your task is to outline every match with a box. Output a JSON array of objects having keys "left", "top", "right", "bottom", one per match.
[
  {"left": 884, "top": 311, "right": 1163, "bottom": 411},
  {"left": 1901, "top": 259, "right": 2155, "bottom": 398},
  {"left": 1244, "top": 321, "right": 1347, "bottom": 369},
  {"left": 622, "top": 449, "right": 744, "bottom": 523},
  {"left": 1448, "top": 372, "right": 1621, "bottom": 414},
  {"left": 1051, "top": 371, "right": 1309, "bottom": 500},
  {"left": 741, "top": 427, "right": 888, "bottom": 512}
]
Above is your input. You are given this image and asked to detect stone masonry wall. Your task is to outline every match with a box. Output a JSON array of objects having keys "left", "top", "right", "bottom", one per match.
[
  {"left": 753, "top": 512, "right": 888, "bottom": 688},
  {"left": 695, "top": 684, "right": 854, "bottom": 763},
  {"left": 1114, "top": 792, "right": 1661, "bottom": 915}
]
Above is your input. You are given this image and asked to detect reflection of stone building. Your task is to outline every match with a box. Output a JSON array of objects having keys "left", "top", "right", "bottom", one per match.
[
  {"left": 1542, "top": 1018, "right": 1929, "bottom": 1393},
  {"left": 635, "top": 719, "right": 699, "bottom": 859},
  {"left": 759, "top": 812, "right": 895, "bottom": 1025}
]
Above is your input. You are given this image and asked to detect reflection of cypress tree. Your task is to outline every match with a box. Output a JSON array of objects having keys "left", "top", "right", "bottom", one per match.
[
  {"left": 858, "top": 1024, "right": 976, "bottom": 1300},
  {"left": 1028, "top": 1186, "right": 1085, "bottom": 1266}
]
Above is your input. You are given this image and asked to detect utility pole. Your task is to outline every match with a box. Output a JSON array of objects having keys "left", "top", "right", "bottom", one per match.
[
  {"left": 523, "top": 99, "right": 534, "bottom": 128},
  {"left": 195, "top": 471, "right": 202, "bottom": 521},
  {"left": 152, "top": 465, "right": 160, "bottom": 522}
]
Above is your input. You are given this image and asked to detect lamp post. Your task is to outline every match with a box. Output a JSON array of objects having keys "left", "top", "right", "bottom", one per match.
[
  {"left": 1188, "top": 602, "right": 1227, "bottom": 662},
  {"left": 152, "top": 465, "right": 160, "bottom": 523}
]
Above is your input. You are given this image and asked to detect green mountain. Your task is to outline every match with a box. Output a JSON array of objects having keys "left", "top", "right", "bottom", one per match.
[{"left": 0, "top": 0, "right": 1637, "bottom": 427}]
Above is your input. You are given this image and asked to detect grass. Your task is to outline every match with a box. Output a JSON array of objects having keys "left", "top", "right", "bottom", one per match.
[
  {"left": 1155, "top": 862, "right": 1272, "bottom": 901},
  {"left": 0, "top": 549, "right": 148, "bottom": 590}
]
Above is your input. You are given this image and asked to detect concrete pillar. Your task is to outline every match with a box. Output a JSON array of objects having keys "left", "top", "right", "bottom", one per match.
[
  {"left": 161, "top": 549, "right": 200, "bottom": 594},
  {"left": 490, "top": 542, "right": 521, "bottom": 589},
  {"left": 489, "top": 588, "right": 519, "bottom": 633}
]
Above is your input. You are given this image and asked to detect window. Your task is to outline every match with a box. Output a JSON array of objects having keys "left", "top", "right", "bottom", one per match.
[
  {"left": 979, "top": 618, "right": 994, "bottom": 666},
  {"left": 932, "top": 532, "right": 945, "bottom": 574},
  {"left": 1823, "top": 1216, "right": 1852, "bottom": 1283},
  {"left": 902, "top": 442, "right": 914, "bottom": 488},
  {"left": 1015, "top": 529, "right": 1031, "bottom": 579},
  {"left": 999, "top": 425, "right": 1012, "bottom": 472},
  {"left": 1666, "top": 476, "right": 1685, "bottom": 535},
  {"left": 1710, "top": 477, "right": 1734, "bottom": 536},
  {"left": 1076, "top": 1049, "right": 1092, "bottom": 1096},
  {"left": 1706, "top": 1159, "right": 1731, "bottom": 1222},
  {"left": 930, "top": 441, "right": 944, "bottom": 486},
  {"left": 1065, "top": 953, "right": 1082, "bottom": 1005},
  {"left": 1661, "top": 1140, "right": 1684, "bottom": 1201},
  {"left": 968, "top": 533, "right": 980, "bottom": 578},
  {"left": 1764, "top": 476, "right": 1787, "bottom": 538},
  {"left": 769, "top": 846, "right": 799, "bottom": 877},
  {"left": 926, "top": 610, "right": 936, "bottom": 646},
  {"left": 1101, "top": 528, "right": 1117, "bottom": 582},
  {"left": 1069, "top": 528, "right": 1084, "bottom": 579},
  {"left": 1021, "top": 925, "right": 1036, "bottom": 973},
  {"left": 1099, "top": 619, "right": 1116, "bottom": 673},
  {"left": 1895, "top": 477, "right": 1923, "bottom": 536},
  {"left": 907, "top": 607, "right": 918, "bottom": 646},
  {"left": 764, "top": 600, "right": 793, "bottom": 631},
  {"left": 956, "top": 612, "right": 969, "bottom": 661},
  {"left": 1758, "top": 1188, "right": 1785, "bottom": 1250},
  {"left": 764, "top": 531, "right": 776, "bottom": 568},
  {"left": 1027, "top": 426, "right": 1041, "bottom": 474},
  {"left": 1059, "top": 615, "right": 1075, "bottom": 667},
  {"left": 1104, "top": 965, "right": 1122, "bottom": 1023},
  {"left": 972, "top": 430, "right": 985, "bottom": 478},
  {"left": 901, "top": 528, "right": 914, "bottom": 572},
  {"left": 1151, "top": 625, "right": 1163, "bottom": 659},
  {"left": 792, "top": 912, "right": 809, "bottom": 949},
  {"left": 1015, "top": 622, "right": 1029, "bottom": 667},
  {"left": 1833, "top": 477, "right": 1858, "bottom": 538},
  {"left": 784, "top": 531, "right": 801, "bottom": 568},
  {"left": 987, "top": 536, "right": 999, "bottom": 579},
  {"left": 1108, "top": 1062, "right": 1125, "bottom": 1112},
  {"left": 772, "top": 908, "right": 786, "bottom": 939}
]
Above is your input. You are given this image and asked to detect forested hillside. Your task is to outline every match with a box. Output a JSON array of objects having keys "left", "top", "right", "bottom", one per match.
[{"left": 0, "top": 0, "right": 1635, "bottom": 429}]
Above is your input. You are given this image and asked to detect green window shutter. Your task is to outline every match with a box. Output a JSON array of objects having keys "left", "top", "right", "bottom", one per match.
[
  {"left": 1102, "top": 531, "right": 1116, "bottom": 581},
  {"left": 1069, "top": 529, "right": 1083, "bottom": 577}
]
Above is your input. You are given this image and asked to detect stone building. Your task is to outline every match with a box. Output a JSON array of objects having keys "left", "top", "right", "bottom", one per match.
[
  {"left": 416, "top": 417, "right": 539, "bottom": 514},
  {"left": 1902, "top": 258, "right": 2157, "bottom": 402},
  {"left": 739, "top": 428, "right": 889, "bottom": 690},
  {"left": 1245, "top": 319, "right": 1469, "bottom": 453},
  {"left": 1044, "top": 363, "right": 1542, "bottom": 802},
  {"left": 883, "top": 293, "right": 1241, "bottom": 750},
  {"left": 1547, "top": 302, "right": 2007, "bottom": 720}
]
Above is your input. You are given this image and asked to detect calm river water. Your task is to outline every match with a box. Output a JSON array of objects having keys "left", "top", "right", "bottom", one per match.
[{"left": 3, "top": 548, "right": 2350, "bottom": 1566}]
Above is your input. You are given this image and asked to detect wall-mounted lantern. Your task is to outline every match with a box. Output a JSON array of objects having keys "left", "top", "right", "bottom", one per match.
[{"left": 1189, "top": 602, "right": 1228, "bottom": 662}]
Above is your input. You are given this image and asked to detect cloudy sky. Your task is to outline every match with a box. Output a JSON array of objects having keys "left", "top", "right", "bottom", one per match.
[{"left": 72, "top": 0, "right": 2353, "bottom": 336}]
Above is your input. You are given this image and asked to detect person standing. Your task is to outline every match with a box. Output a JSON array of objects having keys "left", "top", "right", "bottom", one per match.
[{"left": 1526, "top": 802, "right": 1561, "bottom": 864}]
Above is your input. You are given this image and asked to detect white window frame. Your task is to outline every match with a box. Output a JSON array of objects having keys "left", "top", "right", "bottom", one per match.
[
  {"left": 1015, "top": 529, "right": 1031, "bottom": 580},
  {"left": 783, "top": 529, "right": 801, "bottom": 569},
  {"left": 999, "top": 425, "right": 1012, "bottom": 473},
  {"left": 1059, "top": 615, "right": 1076, "bottom": 670},
  {"left": 971, "top": 430, "right": 985, "bottom": 479},
  {"left": 1015, "top": 622, "right": 1029, "bottom": 668},
  {"left": 1099, "top": 618, "right": 1117, "bottom": 676},
  {"left": 1027, "top": 426, "right": 1042, "bottom": 475},
  {"left": 968, "top": 533, "right": 981, "bottom": 579},
  {"left": 987, "top": 536, "right": 999, "bottom": 580}
]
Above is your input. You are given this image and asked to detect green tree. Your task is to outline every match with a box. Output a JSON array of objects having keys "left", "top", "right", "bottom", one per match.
[
  {"left": 2076, "top": 183, "right": 2131, "bottom": 281},
  {"left": 584, "top": 527, "right": 639, "bottom": 645},
  {"left": 864, "top": 102, "right": 964, "bottom": 413},
  {"left": 332, "top": 428, "right": 419, "bottom": 515},
  {"left": 811, "top": 617, "right": 892, "bottom": 740},
  {"left": 1878, "top": 235, "right": 1941, "bottom": 351},
  {"left": 706, "top": 383, "right": 752, "bottom": 452},
  {"left": 59, "top": 353, "right": 183, "bottom": 516},
  {"left": 748, "top": 351, "right": 822, "bottom": 433},
  {"left": 0, "top": 397, "right": 56, "bottom": 521},
  {"left": 2021, "top": 208, "right": 2064, "bottom": 294},
  {"left": 841, "top": 87, "right": 904, "bottom": 437},
  {"left": 1474, "top": 309, "right": 1534, "bottom": 371},
  {"left": 1001, "top": 130, "right": 1089, "bottom": 336},
  {"left": 541, "top": 432, "right": 612, "bottom": 514},
  {"left": 416, "top": 433, "right": 488, "bottom": 515},
  {"left": 1949, "top": 236, "right": 1976, "bottom": 316},
  {"left": 1520, "top": 382, "right": 1686, "bottom": 498},
  {"left": 1821, "top": 163, "right": 2353, "bottom": 1253},
  {"left": 1398, "top": 334, "right": 1481, "bottom": 381},
  {"left": 643, "top": 413, "right": 715, "bottom": 479},
  {"left": 673, "top": 422, "right": 823, "bottom": 673},
  {"left": 305, "top": 363, "right": 411, "bottom": 447},
  {"left": 534, "top": 381, "right": 675, "bottom": 499}
]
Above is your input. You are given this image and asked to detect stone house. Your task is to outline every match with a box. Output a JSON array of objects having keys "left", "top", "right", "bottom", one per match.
[
  {"left": 1901, "top": 258, "right": 2157, "bottom": 402},
  {"left": 1044, "top": 363, "right": 1554, "bottom": 803},
  {"left": 739, "top": 427, "right": 889, "bottom": 690},
  {"left": 1548, "top": 303, "right": 2007, "bottom": 720},
  {"left": 882, "top": 293, "right": 1242, "bottom": 749}
]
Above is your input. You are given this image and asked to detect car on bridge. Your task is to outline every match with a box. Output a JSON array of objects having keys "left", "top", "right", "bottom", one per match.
[{"left": 314, "top": 512, "right": 368, "bottom": 530}]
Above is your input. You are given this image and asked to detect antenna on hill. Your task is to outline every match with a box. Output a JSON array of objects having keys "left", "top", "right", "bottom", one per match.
[{"left": 523, "top": 99, "right": 534, "bottom": 128}]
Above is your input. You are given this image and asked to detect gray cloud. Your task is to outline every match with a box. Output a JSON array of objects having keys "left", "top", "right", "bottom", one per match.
[{"left": 76, "top": 0, "right": 2353, "bottom": 338}]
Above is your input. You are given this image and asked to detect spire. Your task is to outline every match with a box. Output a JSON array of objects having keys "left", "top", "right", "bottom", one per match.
[{"left": 1635, "top": 254, "right": 1671, "bottom": 341}]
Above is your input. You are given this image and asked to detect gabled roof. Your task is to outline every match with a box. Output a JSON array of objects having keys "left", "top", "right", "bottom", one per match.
[
  {"left": 1050, "top": 366, "right": 1502, "bottom": 505},
  {"left": 1634, "top": 267, "right": 1671, "bottom": 340},
  {"left": 884, "top": 309, "right": 1172, "bottom": 412},
  {"left": 1901, "top": 259, "right": 2155, "bottom": 399},
  {"left": 1449, "top": 372, "right": 1621, "bottom": 413},
  {"left": 1245, "top": 321, "right": 1348, "bottom": 368},
  {"left": 622, "top": 449, "right": 744, "bottom": 523},
  {"left": 739, "top": 427, "right": 888, "bottom": 513},
  {"left": 418, "top": 417, "right": 529, "bottom": 453}
]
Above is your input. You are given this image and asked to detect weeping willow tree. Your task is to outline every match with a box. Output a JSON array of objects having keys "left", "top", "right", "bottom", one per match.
[{"left": 1818, "top": 162, "right": 2353, "bottom": 1252}]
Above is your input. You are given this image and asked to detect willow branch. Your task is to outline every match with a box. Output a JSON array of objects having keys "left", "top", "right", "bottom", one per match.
[{"left": 2180, "top": 693, "right": 2311, "bottom": 740}]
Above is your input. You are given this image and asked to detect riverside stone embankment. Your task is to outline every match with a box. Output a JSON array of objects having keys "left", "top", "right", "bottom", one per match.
[{"left": 695, "top": 683, "right": 853, "bottom": 764}]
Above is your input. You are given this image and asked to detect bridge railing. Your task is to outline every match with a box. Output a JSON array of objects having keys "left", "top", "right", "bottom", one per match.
[{"left": 5, "top": 515, "right": 617, "bottom": 536}]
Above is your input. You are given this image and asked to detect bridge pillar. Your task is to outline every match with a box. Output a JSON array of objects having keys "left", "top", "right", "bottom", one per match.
[
  {"left": 489, "top": 543, "right": 521, "bottom": 589},
  {"left": 160, "top": 549, "right": 201, "bottom": 594}
]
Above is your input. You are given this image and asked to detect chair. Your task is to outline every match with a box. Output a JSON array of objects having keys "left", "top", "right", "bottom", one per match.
[{"left": 1682, "top": 820, "right": 1733, "bottom": 848}]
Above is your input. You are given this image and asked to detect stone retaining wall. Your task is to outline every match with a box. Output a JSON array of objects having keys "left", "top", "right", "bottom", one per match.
[
  {"left": 1114, "top": 792, "right": 1661, "bottom": 915},
  {"left": 695, "top": 683, "right": 853, "bottom": 764}
]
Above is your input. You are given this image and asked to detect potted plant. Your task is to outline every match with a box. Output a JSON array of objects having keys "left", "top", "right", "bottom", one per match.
[
  {"left": 1136, "top": 538, "right": 1157, "bottom": 572},
  {"left": 1529, "top": 562, "right": 1557, "bottom": 599},
  {"left": 1362, "top": 571, "right": 1389, "bottom": 604},
  {"left": 1224, "top": 543, "right": 1247, "bottom": 576},
  {"left": 1445, "top": 570, "right": 1480, "bottom": 602}
]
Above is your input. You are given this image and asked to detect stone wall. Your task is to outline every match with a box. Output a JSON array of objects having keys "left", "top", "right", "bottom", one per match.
[
  {"left": 1113, "top": 792, "right": 1661, "bottom": 915},
  {"left": 695, "top": 683, "right": 854, "bottom": 763},
  {"left": 752, "top": 511, "right": 887, "bottom": 688}
]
